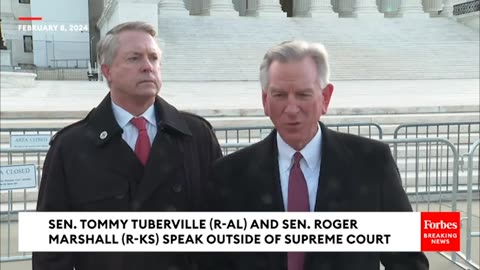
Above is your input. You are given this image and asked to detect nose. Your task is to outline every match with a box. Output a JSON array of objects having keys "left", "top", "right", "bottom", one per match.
[
  {"left": 284, "top": 95, "right": 300, "bottom": 114},
  {"left": 141, "top": 57, "right": 154, "bottom": 72}
]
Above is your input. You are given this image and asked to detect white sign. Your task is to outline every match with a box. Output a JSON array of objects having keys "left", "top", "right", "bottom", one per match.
[
  {"left": 10, "top": 135, "right": 51, "bottom": 148},
  {"left": 18, "top": 212, "right": 422, "bottom": 252},
  {"left": 0, "top": 164, "right": 37, "bottom": 190}
]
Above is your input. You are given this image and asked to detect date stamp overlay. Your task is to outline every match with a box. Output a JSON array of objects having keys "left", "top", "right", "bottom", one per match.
[{"left": 18, "top": 24, "right": 88, "bottom": 32}]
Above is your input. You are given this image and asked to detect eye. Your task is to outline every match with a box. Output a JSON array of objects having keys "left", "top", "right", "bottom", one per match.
[
  {"left": 272, "top": 93, "right": 286, "bottom": 98},
  {"left": 298, "top": 92, "right": 312, "bottom": 98}
]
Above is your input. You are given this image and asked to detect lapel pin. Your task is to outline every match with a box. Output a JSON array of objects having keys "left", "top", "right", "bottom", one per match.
[{"left": 99, "top": 131, "right": 108, "bottom": 140}]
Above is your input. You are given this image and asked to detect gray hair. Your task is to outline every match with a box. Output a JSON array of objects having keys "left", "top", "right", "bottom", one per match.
[
  {"left": 97, "top": 21, "right": 158, "bottom": 66},
  {"left": 259, "top": 40, "right": 330, "bottom": 91}
]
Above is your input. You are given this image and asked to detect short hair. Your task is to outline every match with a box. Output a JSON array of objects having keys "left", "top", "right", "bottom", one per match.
[
  {"left": 97, "top": 21, "right": 158, "bottom": 66},
  {"left": 259, "top": 40, "right": 330, "bottom": 91}
]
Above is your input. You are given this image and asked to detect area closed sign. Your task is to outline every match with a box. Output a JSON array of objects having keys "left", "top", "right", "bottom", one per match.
[{"left": 0, "top": 164, "right": 37, "bottom": 190}]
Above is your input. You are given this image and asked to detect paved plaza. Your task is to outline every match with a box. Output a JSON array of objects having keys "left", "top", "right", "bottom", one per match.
[{"left": 1, "top": 79, "right": 479, "bottom": 119}]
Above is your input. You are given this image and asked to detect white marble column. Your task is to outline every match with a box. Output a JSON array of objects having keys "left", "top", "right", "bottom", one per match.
[
  {"left": 441, "top": 0, "right": 453, "bottom": 16},
  {"left": 1, "top": 0, "right": 13, "bottom": 13},
  {"left": 257, "top": 0, "right": 285, "bottom": 17},
  {"left": 246, "top": 0, "right": 259, "bottom": 16},
  {"left": 201, "top": 0, "right": 210, "bottom": 14},
  {"left": 422, "top": 0, "right": 443, "bottom": 13},
  {"left": 210, "top": 0, "right": 238, "bottom": 16},
  {"left": 311, "top": 0, "right": 338, "bottom": 17},
  {"left": 107, "top": 0, "right": 161, "bottom": 34},
  {"left": 354, "top": 0, "right": 383, "bottom": 16},
  {"left": 236, "top": 0, "right": 247, "bottom": 15},
  {"left": 331, "top": 0, "right": 340, "bottom": 13},
  {"left": 294, "top": 0, "right": 312, "bottom": 17},
  {"left": 398, "top": 0, "right": 427, "bottom": 16},
  {"left": 189, "top": 0, "right": 201, "bottom": 14},
  {"left": 337, "top": 0, "right": 356, "bottom": 17},
  {"left": 379, "top": 0, "right": 401, "bottom": 17},
  {"left": 159, "top": 0, "right": 189, "bottom": 15}
]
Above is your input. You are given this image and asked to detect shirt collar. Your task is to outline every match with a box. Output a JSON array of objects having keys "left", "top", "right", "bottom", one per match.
[
  {"left": 111, "top": 101, "right": 156, "bottom": 128},
  {"left": 277, "top": 123, "right": 322, "bottom": 172}
]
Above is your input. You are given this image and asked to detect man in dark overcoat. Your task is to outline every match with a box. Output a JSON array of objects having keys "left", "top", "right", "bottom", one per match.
[{"left": 33, "top": 21, "right": 222, "bottom": 270}]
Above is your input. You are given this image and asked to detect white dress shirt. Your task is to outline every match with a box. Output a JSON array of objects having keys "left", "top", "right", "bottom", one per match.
[
  {"left": 111, "top": 101, "right": 157, "bottom": 150},
  {"left": 277, "top": 125, "right": 322, "bottom": 211}
]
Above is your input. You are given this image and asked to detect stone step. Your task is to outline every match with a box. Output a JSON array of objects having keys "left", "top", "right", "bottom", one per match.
[{"left": 154, "top": 15, "right": 479, "bottom": 80}]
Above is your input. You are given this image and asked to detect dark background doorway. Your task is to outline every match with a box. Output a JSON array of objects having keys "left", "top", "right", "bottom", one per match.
[{"left": 280, "top": 0, "right": 293, "bottom": 17}]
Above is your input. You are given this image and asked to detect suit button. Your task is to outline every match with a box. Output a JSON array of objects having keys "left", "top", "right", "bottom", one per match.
[
  {"left": 165, "top": 205, "right": 177, "bottom": 211},
  {"left": 115, "top": 193, "right": 126, "bottom": 200},
  {"left": 172, "top": 183, "right": 182, "bottom": 193},
  {"left": 131, "top": 201, "right": 141, "bottom": 211},
  {"left": 261, "top": 194, "right": 273, "bottom": 205}
]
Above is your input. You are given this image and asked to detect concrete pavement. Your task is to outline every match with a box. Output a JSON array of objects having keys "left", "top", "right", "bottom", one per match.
[{"left": 1, "top": 79, "right": 479, "bottom": 119}]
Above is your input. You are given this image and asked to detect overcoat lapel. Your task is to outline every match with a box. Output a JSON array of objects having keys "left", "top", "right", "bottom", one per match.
[
  {"left": 305, "top": 123, "right": 354, "bottom": 270},
  {"left": 85, "top": 94, "right": 142, "bottom": 182},
  {"left": 314, "top": 123, "right": 354, "bottom": 212},
  {"left": 133, "top": 97, "right": 192, "bottom": 208}
]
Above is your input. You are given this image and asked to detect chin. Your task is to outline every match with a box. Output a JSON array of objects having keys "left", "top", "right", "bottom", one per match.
[{"left": 139, "top": 88, "right": 158, "bottom": 96}]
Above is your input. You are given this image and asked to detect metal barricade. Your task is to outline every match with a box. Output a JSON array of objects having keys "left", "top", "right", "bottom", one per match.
[
  {"left": 1, "top": 123, "right": 382, "bottom": 157},
  {"left": 457, "top": 139, "right": 480, "bottom": 270},
  {"left": 3, "top": 125, "right": 476, "bottom": 266},
  {"left": 219, "top": 136, "right": 461, "bottom": 209},
  {"left": 214, "top": 126, "right": 273, "bottom": 154},
  {"left": 393, "top": 121, "right": 480, "bottom": 195},
  {"left": 393, "top": 121, "right": 480, "bottom": 154},
  {"left": 385, "top": 138, "right": 460, "bottom": 211},
  {"left": 326, "top": 122, "right": 383, "bottom": 139},
  {"left": 1, "top": 148, "right": 49, "bottom": 262},
  {"left": 215, "top": 123, "right": 383, "bottom": 155}
]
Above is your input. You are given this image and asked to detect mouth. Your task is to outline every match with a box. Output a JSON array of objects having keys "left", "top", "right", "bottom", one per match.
[{"left": 138, "top": 80, "right": 156, "bottom": 85}]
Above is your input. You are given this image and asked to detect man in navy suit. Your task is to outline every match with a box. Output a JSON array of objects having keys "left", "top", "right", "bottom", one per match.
[{"left": 210, "top": 40, "right": 429, "bottom": 270}]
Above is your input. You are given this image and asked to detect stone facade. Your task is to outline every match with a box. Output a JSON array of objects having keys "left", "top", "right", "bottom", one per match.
[
  {"left": 93, "top": 0, "right": 463, "bottom": 25},
  {"left": 96, "top": 0, "right": 459, "bottom": 19}
]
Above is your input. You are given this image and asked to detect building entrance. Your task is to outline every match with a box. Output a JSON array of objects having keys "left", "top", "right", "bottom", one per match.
[{"left": 280, "top": 0, "right": 294, "bottom": 17}]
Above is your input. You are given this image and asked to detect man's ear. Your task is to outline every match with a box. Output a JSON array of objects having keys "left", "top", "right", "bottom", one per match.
[
  {"left": 101, "top": 64, "right": 111, "bottom": 83},
  {"left": 262, "top": 90, "right": 270, "bottom": 117},
  {"left": 321, "top": 83, "right": 334, "bottom": 115}
]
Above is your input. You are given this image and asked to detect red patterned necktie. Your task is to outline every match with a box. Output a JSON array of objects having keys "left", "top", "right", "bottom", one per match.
[
  {"left": 130, "top": 117, "right": 151, "bottom": 166},
  {"left": 288, "top": 152, "right": 309, "bottom": 270}
]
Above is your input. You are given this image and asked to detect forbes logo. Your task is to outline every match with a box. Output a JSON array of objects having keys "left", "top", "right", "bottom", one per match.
[
  {"left": 420, "top": 212, "right": 461, "bottom": 252},
  {"left": 423, "top": 220, "right": 458, "bottom": 230}
]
